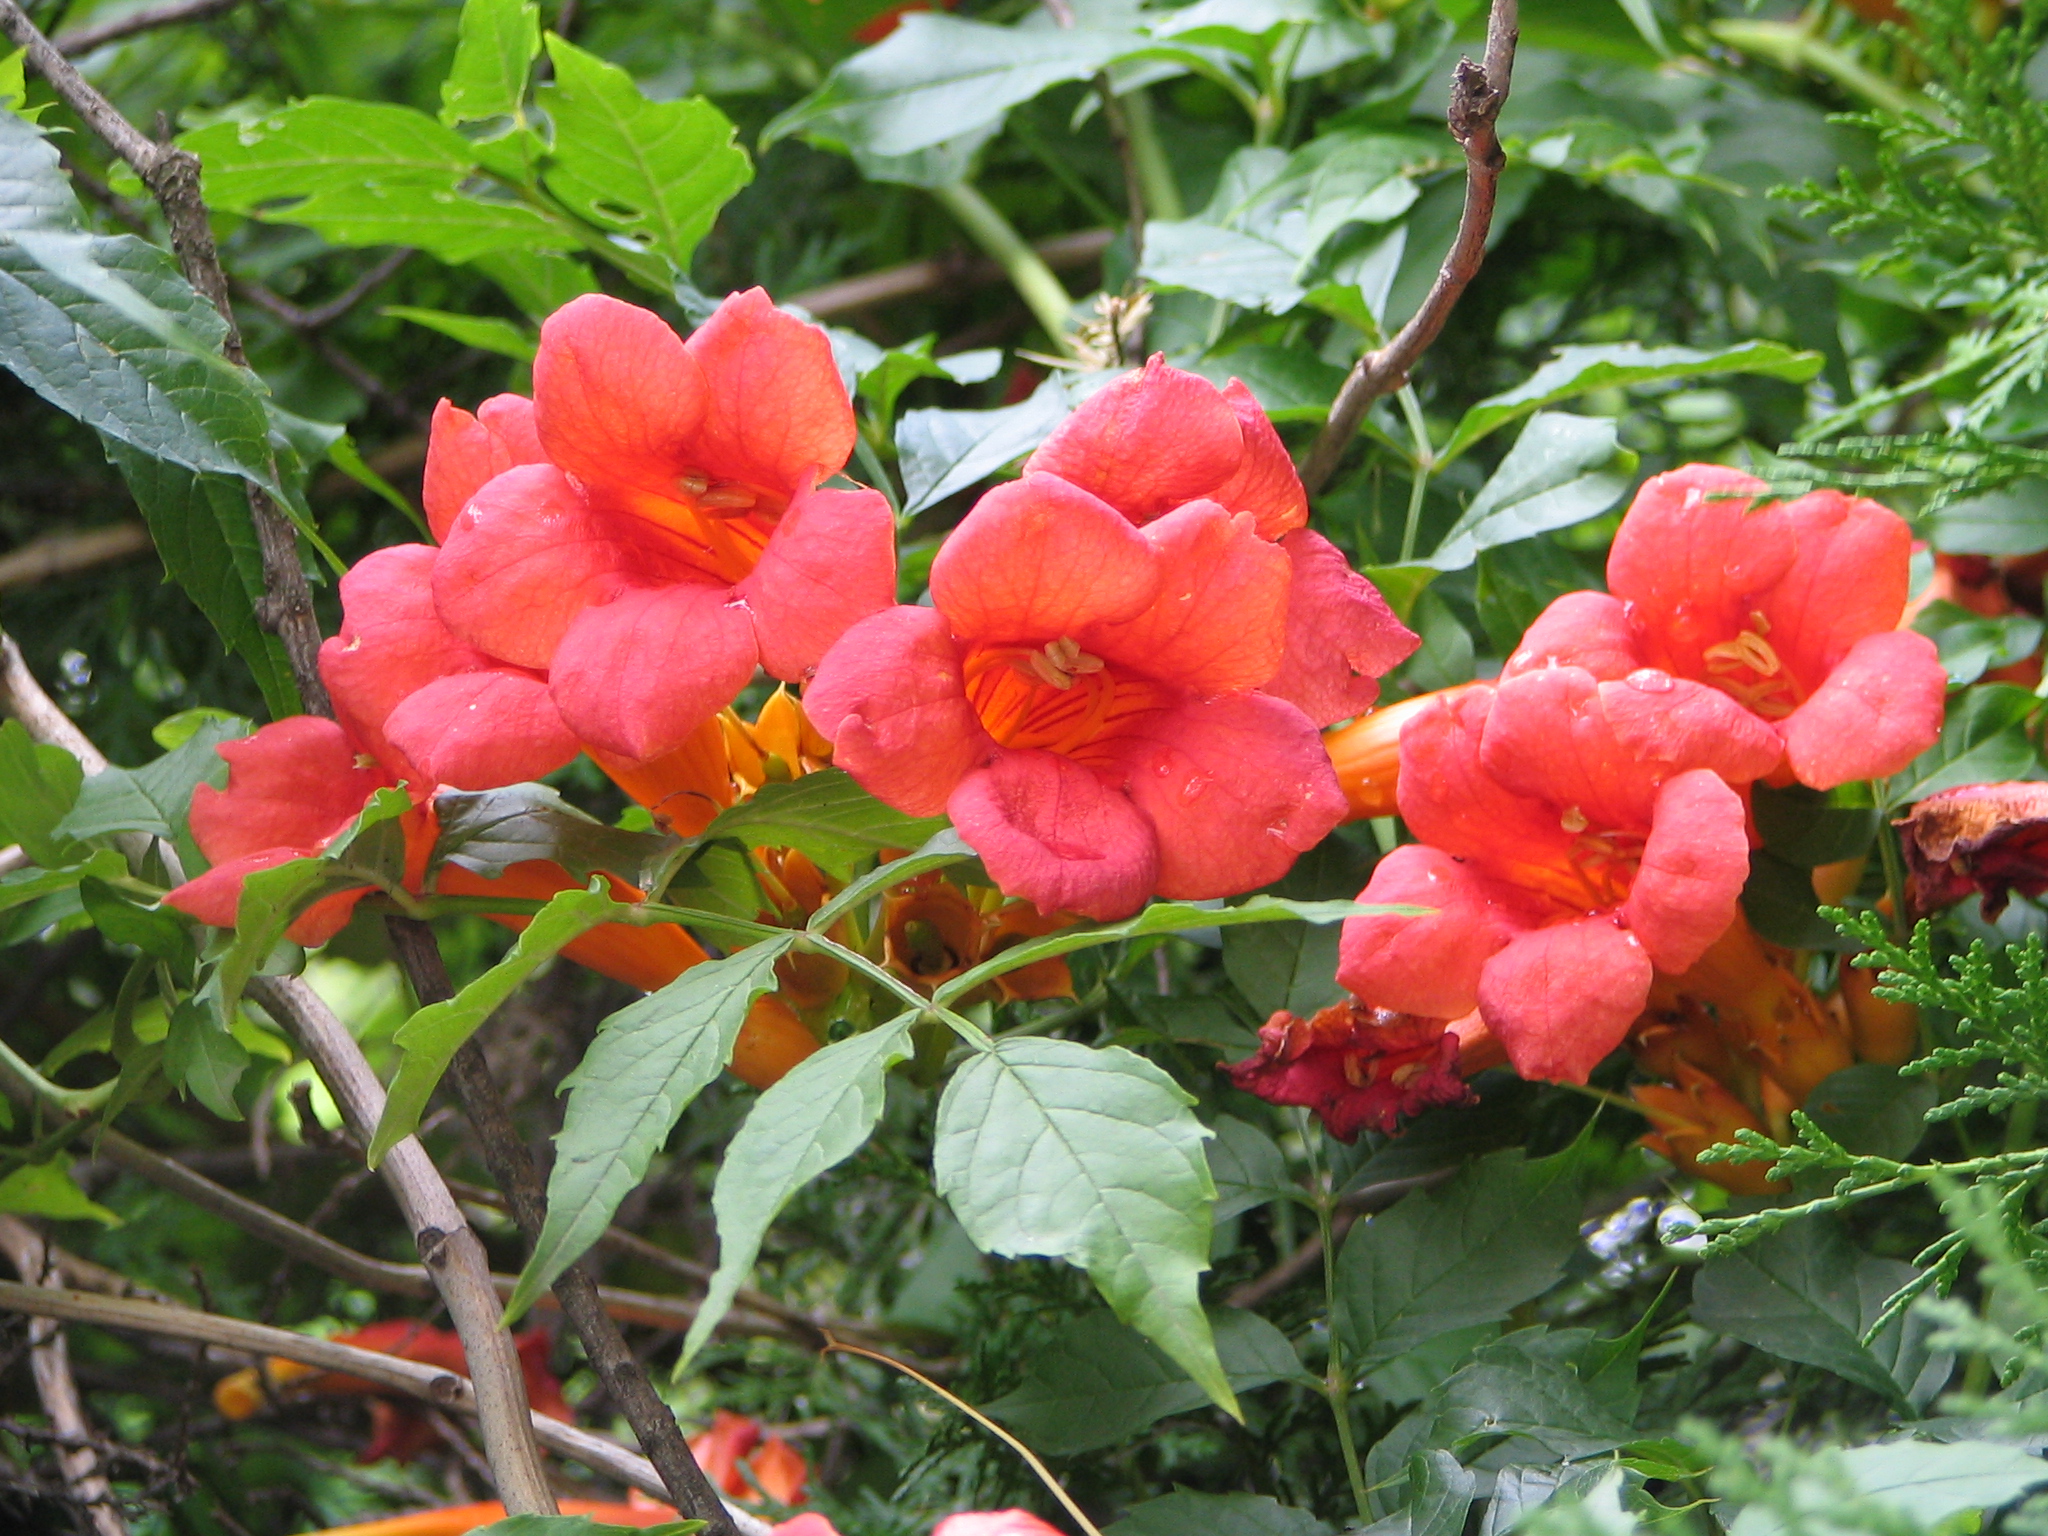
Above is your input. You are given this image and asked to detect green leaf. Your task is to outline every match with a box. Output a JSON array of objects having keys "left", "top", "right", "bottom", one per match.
[
  {"left": 536, "top": 35, "right": 752, "bottom": 275},
  {"left": 853, "top": 336, "right": 1002, "bottom": 436},
  {"left": 371, "top": 882, "right": 620, "bottom": 1165},
  {"left": 762, "top": 14, "right": 1131, "bottom": 159},
  {"left": 934, "top": 1037, "right": 1232, "bottom": 1415},
  {"left": 382, "top": 305, "right": 537, "bottom": 361},
  {"left": 1727, "top": 1441, "right": 2048, "bottom": 1536},
  {"left": 1800, "top": 1065, "right": 1936, "bottom": 1162},
  {"left": 79, "top": 878, "right": 194, "bottom": 965},
  {"left": 1750, "top": 781, "right": 1879, "bottom": 869},
  {"left": 1741, "top": 848, "right": 1846, "bottom": 952},
  {"left": 1193, "top": 346, "right": 1347, "bottom": 423},
  {"left": 440, "top": 0, "right": 540, "bottom": 126},
  {"left": 504, "top": 937, "right": 794, "bottom": 1323},
  {"left": 1476, "top": 537, "right": 1600, "bottom": 654},
  {"left": 1409, "top": 1448, "right": 1479, "bottom": 1536},
  {"left": 433, "top": 783, "right": 682, "bottom": 891},
  {"left": 1912, "top": 599, "right": 2046, "bottom": 688},
  {"left": 0, "top": 849, "right": 125, "bottom": 918},
  {"left": 1884, "top": 683, "right": 2041, "bottom": 807},
  {"left": 1208, "top": 1114, "right": 1297, "bottom": 1220},
  {"left": 1104, "top": 1492, "right": 1330, "bottom": 1536},
  {"left": 1927, "top": 479, "right": 2048, "bottom": 557},
  {"left": 183, "top": 99, "right": 571, "bottom": 264},
  {"left": 1221, "top": 918, "right": 1344, "bottom": 1018},
  {"left": 896, "top": 375, "right": 1073, "bottom": 516},
  {"left": 676, "top": 1013, "right": 914, "bottom": 1369},
  {"left": 1691, "top": 1218, "right": 1948, "bottom": 1408},
  {"left": 57, "top": 716, "right": 248, "bottom": 873},
  {"left": 934, "top": 895, "right": 1408, "bottom": 1006},
  {"left": 107, "top": 446, "right": 300, "bottom": 718},
  {"left": 1334, "top": 1148, "right": 1585, "bottom": 1373},
  {"left": 693, "top": 769, "right": 946, "bottom": 879},
  {"left": 1437, "top": 341, "right": 1824, "bottom": 465},
  {"left": 0, "top": 718, "right": 84, "bottom": 867},
  {"left": 469, "top": 249, "right": 598, "bottom": 321},
  {"left": 806, "top": 827, "right": 977, "bottom": 934},
  {"left": 0, "top": 1158, "right": 122, "bottom": 1227},
  {"left": 165, "top": 997, "right": 251, "bottom": 1120},
  {"left": 153, "top": 707, "right": 244, "bottom": 752},
  {"left": 985, "top": 1308, "right": 1307, "bottom": 1454},
  {"left": 1140, "top": 219, "right": 1305, "bottom": 314},
  {"left": 1424, "top": 413, "right": 1637, "bottom": 571}
]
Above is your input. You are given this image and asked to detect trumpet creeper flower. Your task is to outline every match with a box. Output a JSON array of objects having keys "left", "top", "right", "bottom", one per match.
[
  {"left": 1506, "top": 465, "right": 1946, "bottom": 789},
  {"left": 1338, "top": 668, "right": 1768, "bottom": 1083},
  {"left": 1023, "top": 355, "right": 1417, "bottom": 725},
  {"left": 805, "top": 472, "right": 1349, "bottom": 919},
  {"left": 430, "top": 289, "right": 896, "bottom": 763}
]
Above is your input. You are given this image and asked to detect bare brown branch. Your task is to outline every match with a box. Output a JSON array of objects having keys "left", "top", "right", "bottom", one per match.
[
  {"left": 0, "top": 1222, "right": 128, "bottom": 1536},
  {"left": 788, "top": 229, "right": 1112, "bottom": 320},
  {"left": 1297, "top": 0, "right": 1519, "bottom": 495},
  {"left": 0, "top": 524, "right": 151, "bottom": 594},
  {"left": 53, "top": 0, "right": 245, "bottom": 56}
]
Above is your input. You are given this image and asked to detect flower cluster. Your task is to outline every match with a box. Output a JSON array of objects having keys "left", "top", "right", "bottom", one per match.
[{"left": 1272, "top": 466, "right": 1948, "bottom": 1151}]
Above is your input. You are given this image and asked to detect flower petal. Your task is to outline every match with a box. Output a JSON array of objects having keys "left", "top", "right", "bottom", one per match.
[
  {"left": 1503, "top": 590, "right": 1640, "bottom": 680},
  {"left": 432, "top": 463, "right": 645, "bottom": 669},
  {"left": 1210, "top": 379, "right": 1307, "bottom": 539},
  {"left": 1104, "top": 692, "right": 1345, "bottom": 899},
  {"left": 1396, "top": 684, "right": 1578, "bottom": 872},
  {"left": 684, "top": 286, "right": 857, "bottom": 496},
  {"left": 947, "top": 749, "right": 1158, "bottom": 920},
  {"left": 1082, "top": 500, "right": 1291, "bottom": 695},
  {"left": 383, "top": 670, "right": 581, "bottom": 791},
  {"left": 1337, "top": 843, "right": 1527, "bottom": 1020},
  {"left": 1483, "top": 666, "right": 1660, "bottom": 829},
  {"left": 1760, "top": 490, "right": 1915, "bottom": 685},
  {"left": 1022, "top": 354, "right": 1245, "bottom": 523},
  {"left": 1477, "top": 916, "right": 1651, "bottom": 1084},
  {"left": 1261, "top": 529, "right": 1418, "bottom": 726},
  {"left": 533, "top": 293, "right": 707, "bottom": 502},
  {"left": 422, "top": 394, "right": 543, "bottom": 542},
  {"left": 1605, "top": 464, "right": 1797, "bottom": 677},
  {"left": 929, "top": 472, "right": 1160, "bottom": 644},
  {"left": 738, "top": 484, "right": 897, "bottom": 682},
  {"left": 319, "top": 543, "right": 489, "bottom": 777},
  {"left": 1778, "top": 627, "right": 1948, "bottom": 789},
  {"left": 549, "top": 582, "right": 759, "bottom": 762},
  {"left": 804, "top": 606, "right": 992, "bottom": 816},
  {"left": 1622, "top": 768, "right": 1750, "bottom": 973},
  {"left": 188, "top": 717, "right": 388, "bottom": 867},
  {"left": 1597, "top": 671, "right": 1785, "bottom": 786}
]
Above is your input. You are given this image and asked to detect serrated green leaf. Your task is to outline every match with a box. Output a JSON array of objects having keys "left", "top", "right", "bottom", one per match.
[
  {"left": 1220, "top": 919, "right": 1344, "bottom": 1019},
  {"left": 79, "top": 878, "right": 194, "bottom": 965},
  {"left": 433, "top": 783, "right": 682, "bottom": 891},
  {"left": 56, "top": 716, "right": 248, "bottom": 874},
  {"left": 1104, "top": 1492, "right": 1330, "bottom": 1536},
  {"left": 1208, "top": 1114, "right": 1297, "bottom": 1220},
  {"left": 0, "top": 718, "right": 84, "bottom": 867},
  {"left": 183, "top": 99, "right": 572, "bottom": 263},
  {"left": 934, "top": 895, "right": 1413, "bottom": 1005},
  {"left": 536, "top": 35, "right": 751, "bottom": 274},
  {"left": 0, "top": 1158, "right": 122, "bottom": 1227},
  {"left": 896, "top": 374, "right": 1072, "bottom": 515},
  {"left": 1334, "top": 1148, "right": 1585, "bottom": 1372},
  {"left": 1727, "top": 1440, "right": 2048, "bottom": 1536},
  {"left": 382, "top": 305, "right": 537, "bottom": 361},
  {"left": 165, "top": 997, "right": 250, "bottom": 1120},
  {"left": 1140, "top": 218, "right": 1304, "bottom": 313},
  {"left": 1438, "top": 341, "right": 1824, "bottom": 465},
  {"left": 986, "top": 1308, "right": 1307, "bottom": 1454},
  {"left": 1424, "top": 413, "right": 1637, "bottom": 571},
  {"left": 677, "top": 1013, "right": 913, "bottom": 1370},
  {"left": 934, "top": 1036, "right": 1232, "bottom": 1416},
  {"left": 505, "top": 937, "right": 794, "bottom": 1324},
  {"left": 693, "top": 769, "right": 945, "bottom": 878},
  {"left": 441, "top": 0, "right": 539, "bottom": 126},
  {"left": 371, "top": 882, "right": 620, "bottom": 1165},
  {"left": 0, "top": 848, "right": 125, "bottom": 917}
]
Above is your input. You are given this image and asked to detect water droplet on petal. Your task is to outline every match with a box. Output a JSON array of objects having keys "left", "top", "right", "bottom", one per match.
[{"left": 1625, "top": 667, "right": 1674, "bottom": 693}]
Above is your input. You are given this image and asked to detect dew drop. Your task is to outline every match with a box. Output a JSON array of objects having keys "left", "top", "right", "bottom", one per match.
[{"left": 1625, "top": 667, "right": 1674, "bottom": 693}]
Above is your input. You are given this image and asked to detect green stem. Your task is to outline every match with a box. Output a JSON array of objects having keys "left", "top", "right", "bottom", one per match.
[
  {"left": 1874, "top": 797, "right": 1911, "bottom": 945},
  {"left": 1308, "top": 1133, "right": 1371, "bottom": 1522},
  {"left": 931, "top": 180, "right": 1076, "bottom": 353},
  {"left": 1119, "top": 86, "right": 1183, "bottom": 220},
  {"left": 1253, "top": 23, "right": 1310, "bottom": 148},
  {"left": 1396, "top": 385, "right": 1433, "bottom": 563},
  {"left": 0, "top": 1036, "right": 113, "bottom": 1118},
  {"left": 1706, "top": 19, "right": 1924, "bottom": 118},
  {"left": 801, "top": 933, "right": 994, "bottom": 1050}
]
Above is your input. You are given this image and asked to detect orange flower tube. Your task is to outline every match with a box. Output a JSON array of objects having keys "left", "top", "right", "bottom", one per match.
[
  {"left": 731, "top": 993, "right": 822, "bottom": 1089},
  {"left": 1321, "top": 686, "right": 1482, "bottom": 821},
  {"left": 1840, "top": 961, "right": 1920, "bottom": 1066},
  {"left": 436, "top": 861, "right": 708, "bottom": 995},
  {"left": 1635, "top": 1063, "right": 1786, "bottom": 1197}
]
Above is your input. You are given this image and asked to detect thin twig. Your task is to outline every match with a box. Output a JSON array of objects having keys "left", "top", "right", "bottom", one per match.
[
  {"left": 53, "top": 0, "right": 244, "bottom": 55},
  {"left": 787, "top": 230, "right": 1111, "bottom": 320},
  {"left": 0, "top": 1278, "right": 777, "bottom": 1532},
  {"left": 387, "top": 918, "right": 738, "bottom": 1536},
  {"left": 0, "top": 525, "right": 151, "bottom": 593},
  {"left": 1223, "top": 1170, "right": 1455, "bottom": 1309},
  {"left": 0, "top": 1224, "right": 128, "bottom": 1536},
  {"left": 235, "top": 249, "right": 412, "bottom": 332},
  {"left": 0, "top": 0, "right": 329, "bottom": 712},
  {"left": 1297, "top": 0, "right": 1519, "bottom": 496},
  {"left": 247, "top": 974, "right": 560, "bottom": 1515}
]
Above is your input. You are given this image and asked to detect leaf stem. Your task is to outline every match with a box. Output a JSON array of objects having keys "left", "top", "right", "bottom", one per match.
[
  {"left": 1305, "top": 1126, "right": 1371, "bottom": 1523},
  {"left": 799, "top": 933, "right": 992, "bottom": 1049},
  {"left": 0, "top": 1037, "right": 114, "bottom": 1118},
  {"left": 1396, "top": 385, "right": 1434, "bottom": 563},
  {"left": 930, "top": 180, "right": 1076, "bottom": 353},
  {"left": 1119, "top": 86, "right": 1183, "bottom": 221}
]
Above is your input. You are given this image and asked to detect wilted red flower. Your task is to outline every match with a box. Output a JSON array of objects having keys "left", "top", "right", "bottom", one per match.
[
  {"left": 1224, "top": 999, "right": 1473, "bottom": 1141},
  {"left": 806, "top": 473, "right": 1347, "bottom": 918},
  {"left": 430, "top": 290, "right": 896, "bottom": 764},
  {"left": 1338, "top": 668, "right": 1768, "bottom": 1083},
  {"left": 1023, "top": 355, "right": 1417, "bottom": 725},
  {"left": 1897, "top": 781, "right": 2048, "bottom": 918},
  {"left": 1506, "top": 465, "right": 1946, "bottom": 790}
]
